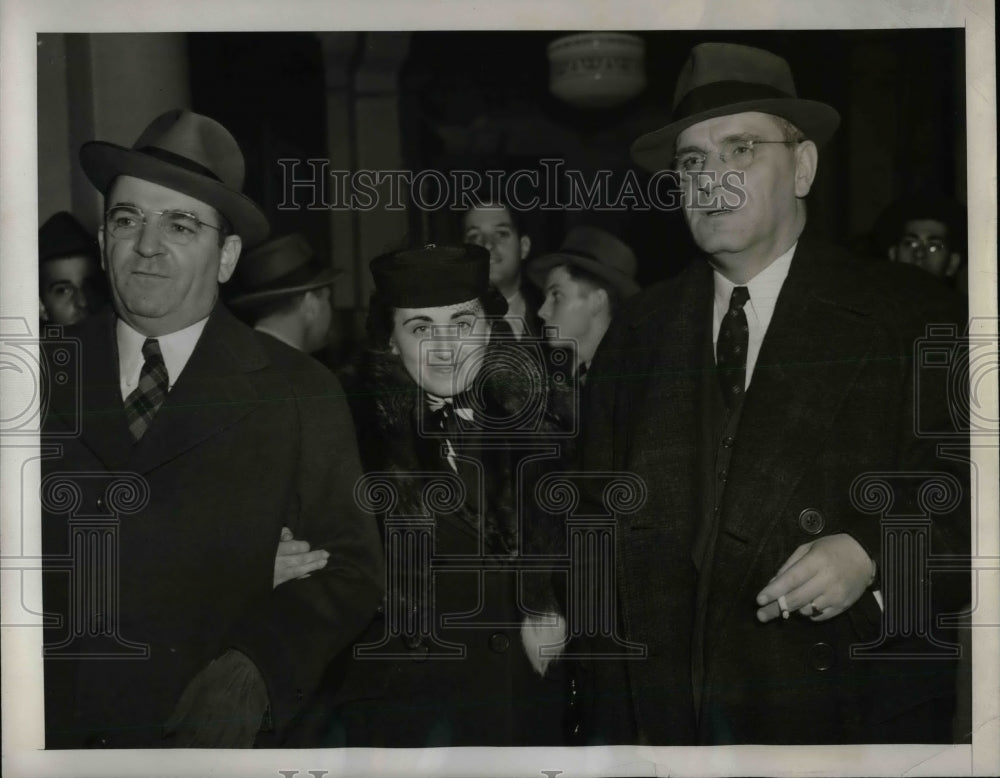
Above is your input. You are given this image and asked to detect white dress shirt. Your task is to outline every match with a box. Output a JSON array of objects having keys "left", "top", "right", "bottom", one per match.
[
  {"left": 504, "top": 289, "right": 528, "bottom": 339},
  {"left": 116, "top": 316, "right": 209, "bottom": 400},
  {"left": 712, "top": 242, "right": 796, "bottom": 389}
]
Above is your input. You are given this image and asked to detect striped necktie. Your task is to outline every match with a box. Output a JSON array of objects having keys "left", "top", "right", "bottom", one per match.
[{"left": 124, "top": 338, "right": 169, "bottom": 440}]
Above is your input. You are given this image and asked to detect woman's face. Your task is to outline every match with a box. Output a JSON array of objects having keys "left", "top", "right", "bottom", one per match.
[{"left": 390, "top": 297, "right": 490, "bottom": 397}]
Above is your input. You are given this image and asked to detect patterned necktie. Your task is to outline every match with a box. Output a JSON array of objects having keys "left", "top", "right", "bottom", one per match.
[
  {"left": 124, "top": 338, "right": 169, "bottom": 440},
  {"left": 716, "top": 286, "right": 750, "bottom": 410}
]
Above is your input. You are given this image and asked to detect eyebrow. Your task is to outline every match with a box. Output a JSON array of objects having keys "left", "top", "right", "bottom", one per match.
[
  {"left": 109, "top": 201, "right": 201, "bottom": 217},
  {"left": 675, "top": 133, "right": 761, "bottom": 154},
  {"left": 401, "top": 308, "right": 479, "bottom": 327}
]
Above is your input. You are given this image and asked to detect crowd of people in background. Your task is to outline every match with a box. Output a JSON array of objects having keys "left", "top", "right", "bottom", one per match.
[{"left": 39, "top": 41, "right": 970, "bottom": 750}]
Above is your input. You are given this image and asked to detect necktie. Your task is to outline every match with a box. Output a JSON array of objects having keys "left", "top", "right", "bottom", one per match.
[
  {"left": 716, "top": 286, "right": 750, "bottom": 410},
  {"left": 426, "top": 395, "right": 475, "bottom": 473},
  {"left": 124, "top": 338, "right": 169, "bottom": 440}
]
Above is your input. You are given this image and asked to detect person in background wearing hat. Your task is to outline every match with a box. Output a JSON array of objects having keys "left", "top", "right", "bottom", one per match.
[
  {"left": 228, "top": 232, "right": 340, "bottom": 355},
  {"left": 291, "top": 243, "right": 570, "bottom": 747},
  {"left": 38, "top": 211, "right": 109, "bottom": 326},
  {"left": 463, "top": 199, "right": 544, "bottom": 339},
  {"left": 574, "top": 43, "right": 968, "bottom": 744},
  {"left": 528, "top": 225, "right": 640, "bottom": 380},
  {"left": 40, "top": 109, "right": 383, "bottom": 748}
]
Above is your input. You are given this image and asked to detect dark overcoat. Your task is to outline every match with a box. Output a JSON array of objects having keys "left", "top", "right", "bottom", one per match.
[
  {"left": 41, "top": 304, "right": 384, "bottom": 748},
  {"left": 576, "top": 234, "right": 970, "bottom": 744},
  {"left": 294, "top": 342, "right": 571, "bottom": 747}
]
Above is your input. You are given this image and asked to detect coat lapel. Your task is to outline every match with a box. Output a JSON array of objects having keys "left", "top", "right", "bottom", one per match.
[
  {"left": 128, "top": 305, "right": 270, "bottom": 474},
  {"left": 57, "top": 308, "right": 134, "bottom": 471},
  {"left": 704, "top": 237, "right": 878, "bottom": 642}
]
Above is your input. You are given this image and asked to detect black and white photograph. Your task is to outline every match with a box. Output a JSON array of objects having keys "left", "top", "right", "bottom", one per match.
[{"left": 1, "top": 1, "right": 997, "bottom": 777}]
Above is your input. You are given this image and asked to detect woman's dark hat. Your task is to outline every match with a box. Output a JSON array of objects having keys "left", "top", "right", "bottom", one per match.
[
  {"left": 79, "top": 109, "right": 270, "bottom": 247},
  {"left": 631, "top": 42, "right": 840, "bottom": 172},
  {"left": 527, "top": 226, "right": 640, "bottom": 299},
  {"left": 370, "top": 244, "right": 507, "bottom": 316},
  {"left": 228, "top": 233, "right": 340, "bottom": 308},
  {"left": 39, "top": 211, "right": 99, "bottom": 263}
]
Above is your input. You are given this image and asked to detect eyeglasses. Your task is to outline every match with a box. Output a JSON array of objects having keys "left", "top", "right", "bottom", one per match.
[
  {"left": 672, "top": 138, "right": 800, "bottom": 176},
  {"left": 899, "top": 236, "right": 948, "bottom": 255},
  {"left": 104, "top": 205, "right": 222, "bottom": 246}
]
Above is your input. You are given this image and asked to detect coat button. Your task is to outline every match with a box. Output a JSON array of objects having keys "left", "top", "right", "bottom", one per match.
[
  {"left": 809, "top": 642, "right": 834, "bottom": 671},
  {"left": 488, "top": 632, "right": 510, "bottom": 653},
  {"left": 798, "top": 508, "right": 825, "bottom": 535},
  {"left": 95, "top": 496, "right": 105, "bottom": 511},
  {"left": 722, "top": 436, "right": 735, "bottom": 448}
]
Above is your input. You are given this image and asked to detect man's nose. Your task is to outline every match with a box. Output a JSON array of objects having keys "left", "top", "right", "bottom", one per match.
[
  {"left": 71, "top": 286, "right": 87, "bottom": 312},
  {"left": 135, "top": 220, "right": 164, "bottom": 256},
  {"left": 538, "top": 300, "right": 551, "bottom": 321}
]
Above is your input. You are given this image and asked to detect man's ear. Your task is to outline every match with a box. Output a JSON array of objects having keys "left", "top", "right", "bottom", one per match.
[
  {"left": 888, "top": 245, "right": 897, "bottom": 262},
  {"left": 945, "top": 252, "right": 962, "bottom": 278},
  {"left": 587, "top": 286, "right": 610, "bottom": 317},
  {"left": 793, "top": 140, "right": 818, "bottom": 198},
  {"left": 217, "top": 234, "right": 242, "bottom": 283},
  {"left": 519, "top": 235, "right": 531, "bottom": 261}
]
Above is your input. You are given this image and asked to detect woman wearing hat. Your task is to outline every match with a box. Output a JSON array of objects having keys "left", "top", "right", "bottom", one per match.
[{"left": 294, "top": 244, "right": 571, "bottom": 747}]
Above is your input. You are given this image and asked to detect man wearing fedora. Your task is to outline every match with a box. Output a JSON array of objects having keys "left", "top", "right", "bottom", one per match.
[
  {"left": 228, "top": 232, "right": 340, "bottom": 355},
  {"left": 527, "top": 225, "right": 640, "bottom": 380},
  {"left": 39, "top": 211, "right": 109, "bottom": 326},
  {"left": 575, "top": 43, "right": 968, "bottom": 744},
  {"left": 40, "top": 109, "right": 383, "bottom": 748}
]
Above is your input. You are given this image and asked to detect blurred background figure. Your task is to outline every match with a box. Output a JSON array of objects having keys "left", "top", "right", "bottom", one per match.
[
  {"left": 38, "top": 211, "right": 108, "bottom": 326},
  {"left": 528, "top": 225, "right": 640, "bottom": 380},
  {"left": 227, "top": 232, "right": 341, "bottom": 355},
  {"left": 873, "top": 193, "right": 967, "bottom": 293},
  {"left": 462, "top": 200, "right": 543, "bottom": 339}
]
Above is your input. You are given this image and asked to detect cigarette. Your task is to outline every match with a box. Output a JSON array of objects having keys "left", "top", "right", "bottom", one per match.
[{"left": 778, "top": 595, "right": 789, "bottom": 619}]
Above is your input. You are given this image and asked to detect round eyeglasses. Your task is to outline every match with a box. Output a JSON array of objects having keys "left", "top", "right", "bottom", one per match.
[
  {"left": 672, "top": 138, "right": 799, "bottom": 176},
  {"left": 104, "top": 205, "right": 222, "bottom": 246}
]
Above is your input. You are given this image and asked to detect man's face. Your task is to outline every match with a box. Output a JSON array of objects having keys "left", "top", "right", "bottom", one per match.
[
  {"left": 99, "top": 175, "right": 241, "bottom": 336},
  {"left": 39, "top": 255, "right": 104, "bottom": 326},
  {"left": 463, "top": 206, "right": 530, "bottom": 293},
  {"left": 537, "top": 265, "right": 599, "bottom": 345},
  {"left": 890, "top": 218, "right": 961, "bottom": 278},
  {"left": 390, "top": 298, "right": 490, "bottom": 397},
  {"left": 676, "top": 112, "right": 815, "bottom": 281}
]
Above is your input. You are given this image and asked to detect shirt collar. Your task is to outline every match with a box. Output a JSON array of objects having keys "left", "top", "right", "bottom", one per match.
[
  {"left": 116, "top": 314, "right": 210, "bottom": 390},
  {"left": 713, "top": 241, "right": 797, "bottom": 326}
]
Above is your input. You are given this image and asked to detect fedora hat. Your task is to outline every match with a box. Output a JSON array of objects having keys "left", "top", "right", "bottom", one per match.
[
  {"left": 526, "top": 226, "right": 640, "bottom": 299},
  {"left": 39, "top": 211, "right": 99, "bottom": 263},
  {"left": 631, "top": 42, "right": 840, "bottom": 172},
  {"left": 228, "top": 233, "right": 340, "bottom": 308},
  {"left": 79, "top": 109, "right": 270, "bottom": 247}
]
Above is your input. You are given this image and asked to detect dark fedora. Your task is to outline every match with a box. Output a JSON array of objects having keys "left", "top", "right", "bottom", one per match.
[
  {"left": 228, "top": 233, "right": 341, "bottom": 308},
  {"left": 526, "top": 226, "right": 640, "bottom": 299},
  {"left": 370, "top": 243, "right": 507, "bottom": 316},
  {"left": 631, "top": 42, "right": 840, "bottom": 172},
  {"left": 39, "top": 211, "right": 99, "bottom": 263},
  {"left": 79, "top": 109, "right": 270, "bottom": 247}
]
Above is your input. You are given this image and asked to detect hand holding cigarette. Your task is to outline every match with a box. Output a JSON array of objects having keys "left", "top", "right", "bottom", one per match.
[{"left": 755, "top": 533, "right": 876, "bottom": 623}]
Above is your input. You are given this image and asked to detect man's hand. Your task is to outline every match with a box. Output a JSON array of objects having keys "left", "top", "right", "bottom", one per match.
[
  {"left": 273, "top": 526, "right": 329, "bottom": 588},
  {"left": 755, "top": 533, "right": 876, "bottom": 623}
]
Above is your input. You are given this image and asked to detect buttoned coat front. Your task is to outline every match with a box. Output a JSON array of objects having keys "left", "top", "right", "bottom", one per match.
[
  {"left": 577, "top": 234, "right": 969, "bottom": 744},
  {"left": 41, "top": 304, "right": 384, "bottom": 748}
]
